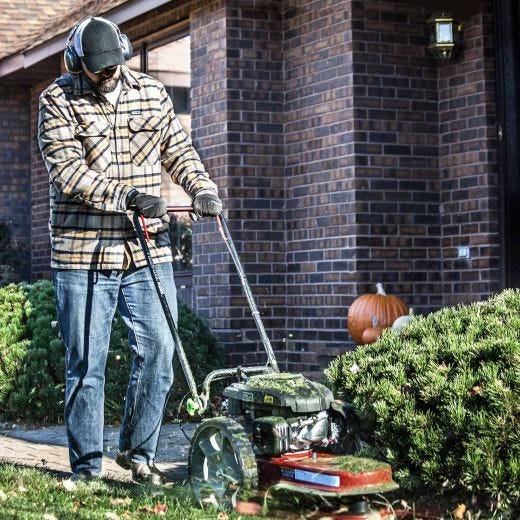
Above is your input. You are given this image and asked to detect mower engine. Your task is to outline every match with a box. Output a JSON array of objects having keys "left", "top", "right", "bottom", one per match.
[{"left": 223, "top": 372, "right": 343, "bottom": 455}]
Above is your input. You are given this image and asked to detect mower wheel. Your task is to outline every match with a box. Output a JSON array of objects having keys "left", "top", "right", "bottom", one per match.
[{"left": 189, "top": 417, "right": 258, "bottom": 509}]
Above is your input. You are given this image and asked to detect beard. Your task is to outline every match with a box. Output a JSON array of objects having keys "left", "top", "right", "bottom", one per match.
[{"left": 96, "top": 67, "right": 122, "bottom": 94}]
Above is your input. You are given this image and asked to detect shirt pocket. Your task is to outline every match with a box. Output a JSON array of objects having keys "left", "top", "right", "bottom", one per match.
[
  {"left": 128, "top": 116, "right": 163, "bottom": 167},
  {"left": 76, "top": 121, "right": 111, "bottom": 172}
]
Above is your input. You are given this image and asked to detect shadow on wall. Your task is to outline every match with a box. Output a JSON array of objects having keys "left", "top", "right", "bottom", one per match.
[
  {"left": 424, "top": 0, "right": 485, "bottom": 19},
  {"left": 0, "top": 222, "right": 29, "bottom": 285}
]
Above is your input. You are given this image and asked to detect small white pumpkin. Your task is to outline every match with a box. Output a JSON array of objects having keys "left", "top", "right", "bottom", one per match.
[{"left": 391, "top": 308, "right": 415, "bottom": 333}]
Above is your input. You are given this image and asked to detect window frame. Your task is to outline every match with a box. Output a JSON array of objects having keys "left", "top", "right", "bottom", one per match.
[{"left": 129, "top": 24, "right": 194, "bottom": 272}]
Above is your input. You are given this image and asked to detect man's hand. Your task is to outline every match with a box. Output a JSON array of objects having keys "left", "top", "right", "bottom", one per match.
[
  {"left": 193, "top": 192, "right": 222, "bottom": 217},
  {"left": 127, "top": 190, "right": 167, "bottom": 218}
]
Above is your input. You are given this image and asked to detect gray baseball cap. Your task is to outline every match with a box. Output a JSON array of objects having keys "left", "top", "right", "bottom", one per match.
[{"left": 75, "top": 18, "right": 124, "bottom": 73}]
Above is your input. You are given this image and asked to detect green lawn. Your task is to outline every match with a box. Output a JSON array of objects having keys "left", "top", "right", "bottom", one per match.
[
  {"left": 0, "top": 463, "right": 263, "bottom": 519},
  {"left": 2, "top": 462, "right": 494, "bottom": 519}
]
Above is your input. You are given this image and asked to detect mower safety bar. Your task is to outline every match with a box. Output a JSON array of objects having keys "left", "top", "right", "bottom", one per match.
[
  {"left": 134, "top": 208, "right": 279, "bottom": 416},
  {"left": 133, "top": 211, "right": 205, "bottom": 413},
  {"left": 166, "top": 205, "right": 279, "bottom": 372}
]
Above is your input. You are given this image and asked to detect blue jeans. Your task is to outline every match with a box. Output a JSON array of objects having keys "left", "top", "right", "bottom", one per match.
[{"left": 53, "top": 263, "right": 177, "bottom": 476}]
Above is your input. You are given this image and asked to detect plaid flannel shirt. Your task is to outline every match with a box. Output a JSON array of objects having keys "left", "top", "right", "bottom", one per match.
[{"left": 38, "top": 66, "right": 218, "bottom": 270}]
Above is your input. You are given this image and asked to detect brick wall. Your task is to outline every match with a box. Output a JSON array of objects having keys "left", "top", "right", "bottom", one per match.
[
  {"left": 0, "top": 86, "right": 31, "bottom": 282},
  {"left": 3, "top": 0, "right": 501, "bottom": 373},
  {"left": 438, "top": 4, "right": 500, "bottom": 305},
  {"left": 281, "top": 0, "right": 499, "bottom": 369},
  {"left": 283, "top": 0, "right": 445, "bottom": 369}
]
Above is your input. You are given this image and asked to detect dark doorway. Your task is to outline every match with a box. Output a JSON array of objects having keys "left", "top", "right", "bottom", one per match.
[{"left": 494, "top": 0, "right": 520, "bottom": 288}]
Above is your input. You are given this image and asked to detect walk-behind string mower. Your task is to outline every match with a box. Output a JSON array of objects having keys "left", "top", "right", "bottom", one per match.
[{"left": 133, "top": 208, "right": 398, "bottom": 518}]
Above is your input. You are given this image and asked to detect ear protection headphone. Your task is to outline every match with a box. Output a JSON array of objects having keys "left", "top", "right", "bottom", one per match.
[{"left": 64, "top": 17, "right": 133, "bottom": 74}]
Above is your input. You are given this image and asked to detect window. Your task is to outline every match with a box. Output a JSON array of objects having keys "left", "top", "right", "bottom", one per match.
[{"left": 129, "top": 34, "right": 193, "bottom": 271}]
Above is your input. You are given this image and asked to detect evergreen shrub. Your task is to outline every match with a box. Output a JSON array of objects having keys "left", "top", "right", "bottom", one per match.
[
  {"left": 325, "top": 289, "right": 520, "bottom": 514},
  {"left": 0, "top": 280, "right": 223, "bottom": 425}
]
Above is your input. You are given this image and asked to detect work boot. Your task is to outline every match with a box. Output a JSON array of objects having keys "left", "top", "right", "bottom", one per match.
[
  {"left": 70, "top": 472, "right": 100, "bottom": 482},
  {"left": 116, "top": 452, "right": 165, "bottom": 486}
]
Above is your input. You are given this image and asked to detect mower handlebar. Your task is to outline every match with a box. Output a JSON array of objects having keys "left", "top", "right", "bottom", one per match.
[{"left": 166, "top": 205, "right": 193, "bottom": 213}]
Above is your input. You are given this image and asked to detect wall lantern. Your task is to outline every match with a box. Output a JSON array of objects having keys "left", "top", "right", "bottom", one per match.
[{"left": 427, "top": 12, "right": 463, "bottom": 60}]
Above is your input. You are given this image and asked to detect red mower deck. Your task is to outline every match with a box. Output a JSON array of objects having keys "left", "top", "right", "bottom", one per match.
[{"left": 258, "top": 451, "right": 398, "bottom": 496}]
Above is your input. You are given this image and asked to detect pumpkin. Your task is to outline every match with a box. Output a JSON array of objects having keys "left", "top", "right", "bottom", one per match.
[
  {"left": 391, "top": 307, "right": 415, "bottom": 333},
  {"left": 347, "top": 283, "right": 408, "bottom": 344},
  {"left": 361, "top": 316, "right": 382, "bottom": 344}
]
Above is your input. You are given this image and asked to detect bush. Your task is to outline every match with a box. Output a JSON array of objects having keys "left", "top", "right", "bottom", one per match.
[
  {"left": 4, "top": 281, "right": 65, "bottom": 421},
  {"left": 0, "top": 280, "right": 224, "bottom": 425},
  {"left": 325, "top": 289, "right": 520, "bottom": 515},
  {"left": 0, "top": 284, "right": 31, "bottom": 403}
]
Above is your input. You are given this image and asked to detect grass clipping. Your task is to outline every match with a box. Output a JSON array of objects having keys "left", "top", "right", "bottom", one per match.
[
  {"left": 325, "top": 289, "right": 520, "bottom": 513},
  {"left": 245, "top": 373, "right": 315, "bottom": 396}
]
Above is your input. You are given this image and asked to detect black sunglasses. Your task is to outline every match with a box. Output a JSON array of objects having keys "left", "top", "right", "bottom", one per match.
[{"left": 95, "top": 65, "right": 119, "bottom": 74}]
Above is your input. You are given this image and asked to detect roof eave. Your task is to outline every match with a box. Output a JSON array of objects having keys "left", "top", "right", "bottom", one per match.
[
  {"left": 0, "top": 0, "right": 175, "bottom": 79},
  {"left": 0, "top": 36, "right": 66, "bottom": 78}
]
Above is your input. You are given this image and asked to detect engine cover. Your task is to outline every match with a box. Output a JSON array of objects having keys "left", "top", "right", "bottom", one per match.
[{"left": 223, "top": 372, "right": 334, "bottom": 417}]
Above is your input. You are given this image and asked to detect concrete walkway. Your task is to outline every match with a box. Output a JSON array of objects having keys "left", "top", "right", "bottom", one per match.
[{"left": 0, "top": 421, "right": 197, "bottom": 483}]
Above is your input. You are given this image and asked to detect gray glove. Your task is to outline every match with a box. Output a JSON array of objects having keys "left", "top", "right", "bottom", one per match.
[
  {"left": 126, "top": 190, "right": 167, "bottom": 218},
  {"left": 193, "top": 192, "right": 222, "bottom": 217}
]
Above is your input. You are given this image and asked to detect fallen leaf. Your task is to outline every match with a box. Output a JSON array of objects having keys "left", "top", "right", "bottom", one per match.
[
  {"left": 17, "top": 485, "right": 28, "bottom": 494},
  {"left": 110, "top": 497, "right": 132, "bottom": 506},
  {"left": 452, "top": 503, "right": 466, "bottom": 519},
  {"left": 235, "top": 501, "right": 263, "bottom": 516},
  {"left": 217, "top": 512, "right": 229, "bottom": 520},
  {"left": 349, "top": 362, "right": 360, "bottom": 374},
  {"left": 73, "top": 500, "right": 85, "bottom": 510},
  {"left": 153, "top": 503, "right": 168, "bottom": 515},
  {"left": 105, "top": 512, "right": 119, "bottom": 520},
  {"left": 61, "top": 479, "right": 76, "bottom": 492},
  {"left": 0, "top": 489, "right": 7, "bottom": 502},
  {"left": 469, "top": 384, "right": 483, "bottom": 396},
  {"left": 43, "top": 515, "right": 58, "bottom": 520}
]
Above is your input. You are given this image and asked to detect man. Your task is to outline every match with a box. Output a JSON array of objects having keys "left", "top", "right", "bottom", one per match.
[{"left": 38, "top": 16, "right": 222, "bottom": 485}]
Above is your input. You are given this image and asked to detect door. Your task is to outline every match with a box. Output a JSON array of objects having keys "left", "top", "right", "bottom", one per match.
[{"left": 494, "top": 0, "right": 520, "bottom": 287}]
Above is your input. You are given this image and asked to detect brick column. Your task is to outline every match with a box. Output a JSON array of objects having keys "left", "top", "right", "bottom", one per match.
[
  {"left": 283, "top": 0, "right": 358, "bottom": 370},
  {"left": 190, "top": 0, "right": 286, "bottom": 366},
  {"left": 30, "top": 80, "right": 55, "bottom": 280},
  {"left": 349, "top": 1, "right": 442, "bottom": 312}
]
